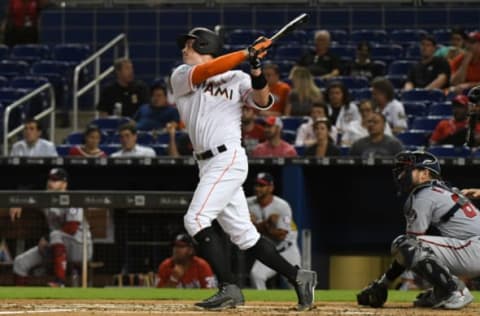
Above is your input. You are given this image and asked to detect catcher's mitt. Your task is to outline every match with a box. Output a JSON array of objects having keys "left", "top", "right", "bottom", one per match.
[{"left": 356, "top": 280, "right": 388, "bottom": 308}]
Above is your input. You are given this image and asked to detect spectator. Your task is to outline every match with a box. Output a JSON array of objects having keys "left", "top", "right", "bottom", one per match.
[
  {"left": 11, "top": 168, "right": 92, "bottom": 287},
  {"left": 298, "top": 30, "right": 340, "bottom": 78},
  {"left": 111, "top": 123, "right": 155, "bottom": 157},
  {"left": 430, "top": 94, "right": 480, "bottom": 146},
  {"left": 435, "top": 27, "right": 467, "bottom": 62},
  {"left": 247, "top": 172, "right": 300, "bottom": 289},
  {"left": 371, "top": 77, "right": 408, "bottom": 134},
  {"left": 450, "top": 32, "right": 480, "bottom": 94},
  {"left": 325, "top": 81, "right": 361, "bottom": 136},
  {"left": 305, "top": 118, "right": 341, "bottom": 157},
  {"left": 242, "top": 105, "right": 265, "bottom": 154},
  {"left": 2, "top": 0, "right": 48, "bottom": 47},
  {"left": 285, "top": 66, "right": 323, "bottom": 116},
  {"left": 349, "top": 42, "right": 383, "bottom": 81},
  {"left": 341, "top": 99, "right": 392, "bottom": 146},
  {"left": 404, "top": 35, "right": 451, "bottom": 91},
  {"left": 166, "top": 122, "right": 192, "bottom": 157},
  {"left": 251, "top": 116, "right": 297, "bottom": 158},
  {"left": 10, "top": 118, "right": 57, "bottom": 157},
  {"left": 68, "top": 125, "right": 107, "bottom": 158},
  {"left": 97, "top": 58, "right": 150, "bottom": 118},
  {"left": 133, "top": 83, "right": 179, "bottom": 131},
  {"left": 260, "top": 63, "right": 291, "bottom": 116},
  {"left": 157, "top": 233, "right": 216, "bottom": 289},
  {"left": 295, "top": 101, "right": 338, "bottom": 147},
  {"left": 350, "top": 112, "right": 403, "bottom": 158}
]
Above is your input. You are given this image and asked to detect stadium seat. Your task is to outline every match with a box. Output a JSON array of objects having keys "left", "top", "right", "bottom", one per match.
[
  {"left": 427, "top": 145, "right": 471, "bottom": 158},
  {"left": 390, "top": 29, "right": 427, "bottom": 45},
  {"left": 109, "top": 131, "right": 155, "bottom": 145},
  {"left": 31, "top": 60, "right": 70, "bottom": 77},
  {"left": 272, "top": 60, "right": 295, "bottom": 79},
  {"left": 11, "top": 44, "right": 50, "bottom": 63},
  {"left": 428, "top": 102, "right": 453, "bottom": 116},
  {"left": 329, "top": 45, "right": 355, "bottom": 60},
  {"left": 0, "top": 45, "right": 9, "bottom": 60},
  {"left": 294, "top": 145, "right": 305, "bottom": 156},
  {"left": 339, "top": 146, "right": 350, "bottom": 156},
  {"left": 350, "top": 30, "right": 388, "bottom": 44},
  {"left": 281, "top": 116, "right": 307, "bottom": 132},
  {"left": 282, "top": 130, "right": 296, "bottom": 144},
  {"left": 327, "top": 76, "right": 369, "bottom": 90},
  {"left": 402, "top": 89, "right": 445, "bottom": 103},
  {"left": 11, "top": 76, "right": 49, "bottom": 90},
  {"left": 152, "top": 144, "right": 168, "bottom": 156},
  {"left": 372, "top": 60, "right": 387, "bottom": 76},
  {"left": 227, "top": 29, "right": 265, "bottom": 45},
  {"left": 350, "top": 88, "right": 371, "bottom": 101},
  {"left": 53, "top": 44, "right": 90, "bottom": 65},
  {"left": 328, "top": 29, "right": 348, "bottom": 43},
  {"left": 66, "top": 131, "right": 108, "bottom": 145},
  {"left": 388, "top": 60, "right": 416, "bottom": 76},
  {"left": 433, "top": 29, "right": 451, "bottom": 44},
  {"left": 0, "top": 87, "right": 27, "bottom": 104},
  {"left": 157, "top": 131, "right": 187, "bottom": 144},
  {"left": 0, "top": 60, "right": 28, "bottom": 78},
  {"left": 411, "top": 116, "right": 444, "bottom": 131},
  {"left": 272, "top": 29, "right": 307, "bottom": 44},
  {"left": 385, "top": 74, "right": 407, "bottom": 89},
  {"left": 403, "top": 102, "right": 428, "bottom": 116},
  {"left": 89, "top": 117, "right": 130, "bottom": 132},
  {"left": 370, "top": 44, "right": 404, "bottom": 62},
  {"left": 406, "top": 45, "right": 421, "bottom": 59},
  {"left": 473, "top": 148, "right": 480, "bottom": 158},
  {"left": 56, "top": 144, "right": 71, "bottom": 157},
  {"left": 100, "top": 144, "right": 121, "bottom": 156},
  {"left": 0, "top": 76, "right": 8, "bottom": 88},
  {"left": 274, "top": 45, "right": 311, "bottom": 61},
  {"left": 396, "top": 130, "right": 429, "bottom": 146}
]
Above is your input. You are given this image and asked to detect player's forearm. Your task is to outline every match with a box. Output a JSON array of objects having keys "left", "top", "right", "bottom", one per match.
[
  {"left": 451, "top": 62, "right": 469, "bottom": 85},
  {"left": 426, "top": 74, "right": 447, "bottom": 90},
  {"left": 191, "top": 50, "right": 247, "bottom": 85},
  {"left": 379, "top": 260, "right": 406, "bottom": 285}
]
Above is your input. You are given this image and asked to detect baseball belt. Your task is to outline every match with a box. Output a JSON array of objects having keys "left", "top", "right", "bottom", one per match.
[{"left": 194, "top": 144, "right": 227, "bottom": 160}]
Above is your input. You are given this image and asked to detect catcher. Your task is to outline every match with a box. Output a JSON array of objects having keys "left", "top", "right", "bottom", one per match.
[{"left": 357, "top": 150, "right": 479, "bottom": 310}]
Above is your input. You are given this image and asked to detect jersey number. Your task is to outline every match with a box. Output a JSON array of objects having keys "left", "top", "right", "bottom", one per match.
[{"left": 451, "top": 194, "right": 478, "bottom": 218}]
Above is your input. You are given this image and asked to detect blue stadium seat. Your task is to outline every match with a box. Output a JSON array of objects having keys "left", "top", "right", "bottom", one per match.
[
  {"left": 274, "top": 45, "right": 311, "bottom": 61},
  {"left": 109, "top": 131, "right": 155, "bottom": 145},
  {"left": 340, "top": 146, "right": 350, "bottom": 156},
  {"left": 390, "top": 29, "right": 427, "bottom": 45},
  {"left": 228, "top": 29, "right": 265, "bottom": 45},
  {"left": 0, "top": 60, "right": 28, "bottom": 78},
  {"left": 281, "top": 116, "right": 307, "bottom": 132},
  {"left": 152, "top": 144, "right": 168, "bottom": 156},
  {"left": 53, "top": 44, "right": 90, "bottom": 65},
  {"left": 406, "top": 45, "right": 421, "bottom": 59},
  {"left": 11, "top": 44, "right": 50, "bottom": 63},
  {"left": 0, "top": 76, "right": 8, "bottom": 88},
  {"left": 433, "top": 29, "right": 451, "bottom": 44},
  {"left": 385, "top": 74, "right": 407, "bottom": 89},
  {"left": 31, "top": 60, "right": 70, "bottom": 76},
  {"left": 396, "top": 130, "right": 429, "bottom": 146},
  {"left": 0, "top": 45, "right": 9, "bottom": 60},
  {"left": 327, "top": 76, "right": 369, "bottom": 90},
  {"left": 11, "top": 76, "right": 49, "bottom": 90},
  {"left": 329, "top": 45, "right": 355, "bottom": 60},
  {"left": 66, "top": 131, "right": 108, "bottom": 145},
  {"left": 89, "top": 117, "right": 130, "bottom": 132},
  {"left": 100, "top": 144, "right": 121, "bottom": 156},
  {"left": 370, "top": 44, "right": 403, "bottom": 62},
  {"left": 272, "top": 30, "right": 307, "bottom": 44},
  {"left": 427, "top": 145, "right": 471, "bottom": 158},
  {"left": 0, "top": 87, "right": 27, "bottom": 104},
  {"left": 474, "top": 148, "right": 480, "bottom": 158},
  {"left": 157, "top": 131, "right": 187, "bottom": 144},
  {"left": 411, "top": 116, "right": 444, "bottom": 131},
  {"left": 328, "top": 29, "right": 348, "bottom": 43},
  {"left": 428, "top": 102, "right": 453, "bottom": 116},
  {"left": 372, "top": 60, "right": 387, "bottom": 76},
  {"left": 350, "top": 88, "right": 371, "bottom": 101},
  {"left": 56, "top": 145, "right": 71, "bottom": 157},
  {"left": 282, "top": 130, "right": 296, "bottom": 144},
  {"left": 350, "top": 30, "right": 388, "bottom": 44},
  {"left": 294, "top": 145, "right": 305, "bottom": 156},
  {"left": 403, "top": 102, "right": 428, "bottom": 116},
  {"left": 272, "top": 60, "right": 295, "bottom": 79},
  {"left": 388, "top": 60, "right": 416, "bottom": 76},
  {"left": 402, "top": 89, "right": 445, "bottom": 103}
]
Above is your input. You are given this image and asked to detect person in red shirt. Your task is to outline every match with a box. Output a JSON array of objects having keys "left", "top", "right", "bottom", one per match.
[
  {"left": 430, "top": 94, "right": 480, "bottom": 146},
  {"left": 157, "top": 233, "right": 216, "bottom": 289},
  {"left": 251, "top": 116, "right": 297, "bottom": 157},
  {"left": 260, "top": 63, "right": 291, "bottom": 117},
  {"left": 242, "top": 105, "right": 265, "bottom": 154},
  {"left": 450, "top": 32, "right": 480, "bottom": 94},
  {"left": 68, "top": 125, "right": 107, "bottom": 158}
]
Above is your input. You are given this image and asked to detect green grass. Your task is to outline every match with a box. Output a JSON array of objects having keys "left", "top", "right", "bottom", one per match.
[{"left": 0, "top": 287, "right": 478, "bottom": 302}]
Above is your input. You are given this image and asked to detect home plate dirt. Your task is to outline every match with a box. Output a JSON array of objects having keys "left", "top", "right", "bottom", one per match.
[{"left": 0, "top": 300, "right": 478, "bottom": 315}]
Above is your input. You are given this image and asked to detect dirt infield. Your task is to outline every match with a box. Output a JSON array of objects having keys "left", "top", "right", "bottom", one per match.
[{"left": 0, "top": 300, "right": 478, "bottom": 316}]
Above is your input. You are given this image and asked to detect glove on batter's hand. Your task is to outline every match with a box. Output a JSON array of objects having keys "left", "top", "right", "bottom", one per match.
[
  {"left": 248, "top": 37, "right": 272, "bottom": 62},
  {"left": 357, "top": 280, "right": 388, "bottom": 308}
]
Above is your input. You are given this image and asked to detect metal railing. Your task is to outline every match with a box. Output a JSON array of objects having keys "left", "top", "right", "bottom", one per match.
[
  {"left": 3, "top": 83, "right": 56, "bottom": 155},
  {"left": 72, "top": 33, "right": 129, "bottom": 131}
]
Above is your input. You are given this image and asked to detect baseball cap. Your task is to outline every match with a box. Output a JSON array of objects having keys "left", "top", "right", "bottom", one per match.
[
  {"left": 468, "top": 31, "right": 480, "bottom": 42},
  {"left": 452, "top": 94, "right": 469, "bottom": 107},
  {"left": 263, "top": 116, "right": 283, "bottom": 129},
  {"left": 173, "top": 233, "right": 193, "bottom": 247},
  {"left": 256, "top": 172, "right": 274, "bottom": 186},
  {"left": 48, "top": 168, "right": 68, "bottom": 182}
]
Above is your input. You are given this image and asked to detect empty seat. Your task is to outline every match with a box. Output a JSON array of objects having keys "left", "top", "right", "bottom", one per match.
[
  {"left": 282, "top": 130, "right": 296, "bottom": 144},
  {"left": 152, "top": 144, "right": 168, "bottom": 156},
  {"left": 350, "top": 30, "right": 388, "bottom": 44},
  {"left": 390, "top": 29, "right": 427, "bottom": 45},
  {"left": 385, "top": 74, "right": 407, "bottom": 89},
  {"left": 100, "top": 144, "right": 121, "bottom": 156},
  {"left": 272, "top": 60, "right": 295, "bottom": 78},
  {"left": 403, "top": 102, "right": 428, "bottom": 116},
  {"left": 0, "top": 87, "right": 26, "bottom": 104},
  {"left": 0, "top": 60, "right": 28, "bottom": 78},
  {"left": 274, "top": 45, "right": 310, "bottom": 61},
  {"left": 53, "top": 44, "right": 90, "bottom": 64},
  {"left": 11, "top": 76, "right": 49, "bottom": 90},
  {"left": 273, "top": 30, "right": 307, "bottom": 44},
  {"left": 433, "top": 29, "right": 451, "bottom": 44},
  {"left": 89, "top": 117, "right": 130, "bottom": 132},
  {"left": 228, "top": 29, "right": 265, "bottom": 45},
  {"left": 411, "top": 116, "right": 444, "bottom": 131},
  {"left": 56, "top": 144, "right": 71, "bottom": 157},
  {"left": 31, "top": 60, "right": 70, "bottom": 76},
  {"left": 157, "top": 131, "right": 187, "bottom": 144},
  {"left": 427, "top": 145, "right": 471, "bottom": 158},
  {"left": 388, "top": 60, "right": 416, "bottom": 76},
  {"left": 370, "top": 44, "right": 403, "bottom": 62},
  {"left": 328, "top": 29, "right": 348, "bottom": 43},
  {"left": 428, "top": 102, "right": 453, "bottom": 116},
  {"left": 329, "top": 45, "right": 355, "bottom": 60},
  {"left": 11, "top": 44, "right": 50, "bottom": 63},
  {"left": 0, "top": 76, "right": 8, "bottom": 88},
  {"left": 0, "top": 45, "right": 9, "bottom": 60},
  {"left": 397, "top": 130, "right": 429, "bottom": 146},
  {"left": 402, "top": 89, "right": 445, "bottom": 103},
  {"left": 350, "top": 88, "right": 371, "bottom": 101},
  {"left": 327, "top": 76, "right": 369, "bottom": 90},
  {"left": 406, "top": 45, "right": 421, "bottom": 59},
  {"left": 281, "top": 116, "right": 307, "bottom": 132}
]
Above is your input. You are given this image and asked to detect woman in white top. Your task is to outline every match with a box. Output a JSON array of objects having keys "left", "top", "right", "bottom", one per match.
[
  {"left": 295, "top": 101, "right": 338, "bottom": 147},
  {"left": 325, "top": 81, "right": 361, "bottom": 139},
  {"left": 341, "top": 99, "right": 393, "bottom": 146}
]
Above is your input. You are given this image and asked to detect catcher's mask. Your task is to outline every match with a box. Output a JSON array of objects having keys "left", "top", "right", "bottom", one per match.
[{"left": 393, "top": 150, "right": 441, "bottom": 193}]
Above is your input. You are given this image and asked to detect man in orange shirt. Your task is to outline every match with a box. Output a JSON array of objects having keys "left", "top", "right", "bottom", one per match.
[
  {"left": 261, "top": 63, "right": 291, "bottom": 116},
  {"left": 157, "top": 234, "right": 216, "bottom": 288},
  {"left": 450, "top": 32, "right": 480, "bottom": 94},
  {"left": 430, "top": 94, "right": 480, "bottom": 146}
]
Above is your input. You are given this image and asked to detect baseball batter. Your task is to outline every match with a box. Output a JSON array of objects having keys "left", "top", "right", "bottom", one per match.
[
  {"left": 358, "top": 151, "right": 479, "bottom": 310},
  {"left": 171, "top": 27, "right": 316, "bottom": 310},
  {"left": 11, "top": 168, "right": 92, "bottom": 287},
  {"left": 247, "top": 172, "right": 301, "bottom": 289}
]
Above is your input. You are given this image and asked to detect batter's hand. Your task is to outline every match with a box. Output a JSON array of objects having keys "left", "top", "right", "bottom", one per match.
[
  {"left": 461, "top": 188, "right": 480, "bottom": 199},
  {"left": 9, "top": 207, "right": 22, "bottom": 222},
  {"left": 248, "top": 37, "right": 272, "bottom": 60}
]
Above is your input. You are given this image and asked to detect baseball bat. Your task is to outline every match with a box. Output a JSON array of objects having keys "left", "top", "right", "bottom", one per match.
[{"left": 270, "top": 13, "right": 309, "bottom": 43}]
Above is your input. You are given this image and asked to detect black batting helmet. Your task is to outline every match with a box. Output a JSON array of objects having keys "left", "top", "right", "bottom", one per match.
[{"left": 176, "top": 27, "right": 222, "bottom": 57}]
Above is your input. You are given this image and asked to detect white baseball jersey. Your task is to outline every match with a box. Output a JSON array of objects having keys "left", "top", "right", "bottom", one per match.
[
  {"left": 382, "top": 99, "right": 408, "bottom": 131},
  {"left": 43, "top": 207, "right": 91, "bottom": 243}
]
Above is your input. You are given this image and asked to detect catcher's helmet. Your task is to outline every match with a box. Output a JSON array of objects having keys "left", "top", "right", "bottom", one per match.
[
  {"left": 393, "top": 150, "right": 441, "bottom": 193},
  {"left": 176, "top": 27, "right": 222, "bottom": 57}
]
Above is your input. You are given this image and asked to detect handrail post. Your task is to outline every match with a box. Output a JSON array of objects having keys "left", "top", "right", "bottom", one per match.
[
  {"left": 3, "top": 107, "right": 10, "bottom": 155},
  {"left": 49, "top": 85, "right": 55, "bottom": 142},
  {"left": 73, "top": 67, "right": 80, "bottom": 132},
  {"left": 94, "top": 57, "right": 100, "bottom": 112}
]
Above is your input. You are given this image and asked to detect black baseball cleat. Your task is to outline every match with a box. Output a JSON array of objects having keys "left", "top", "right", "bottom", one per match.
[
  {"left": 195, "top": 283, "right": 244, "bottom": 310},
  {"left": 294, "top": 269, "right": 317, "bottom": 311}
]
